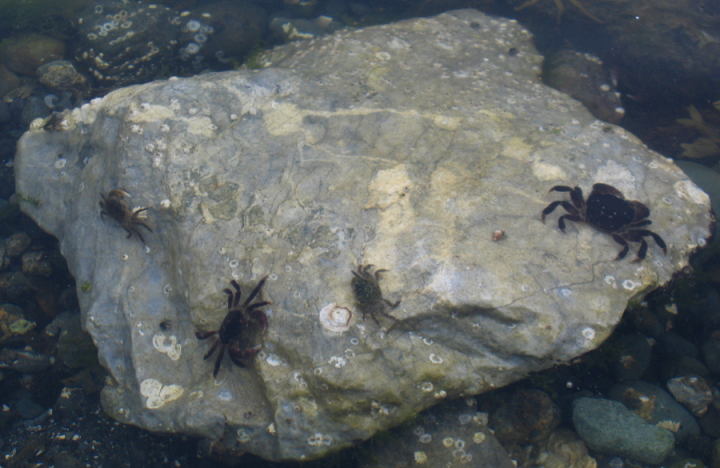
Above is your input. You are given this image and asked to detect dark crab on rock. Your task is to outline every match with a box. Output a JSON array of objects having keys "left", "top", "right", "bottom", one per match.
[
  {"left": 196, "top": 275, "right": 270, "bottom": 378},
  {"left": 99, "top": 189, "right": 152, "bottom": 244},
  {"left": 351, "top": 264, "right": 400, "bottom": 325},
  {"left": 541, "top": 183, "right": 667, "bottom": 262}
]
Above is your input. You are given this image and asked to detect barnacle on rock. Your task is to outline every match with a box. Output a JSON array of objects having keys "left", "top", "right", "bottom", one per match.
[{"left": 318, "top": 303, "right": 353, "bottom": 332}]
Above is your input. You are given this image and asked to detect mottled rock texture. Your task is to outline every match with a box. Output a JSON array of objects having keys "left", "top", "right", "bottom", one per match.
[{"left": 15, "top": 9, "right": 712, "bottom": 462}]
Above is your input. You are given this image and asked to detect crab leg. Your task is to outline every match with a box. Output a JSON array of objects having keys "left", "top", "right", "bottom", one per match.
[
  {"left": 243, "top": 275, "right": 269, "bottom": 306},
  {"left": 203, "top": 339, "right": 220, "bottom": 360},
  {"left": 611, "top": 234, "right": 630, "bottom": 260},
  {"left": 195, "top": 330, "right": 217, "bottom": 340},
  {"left": 634, "top": 230, "right": 667, "bottom": 254},
  {"left": 557, "top": 214, "right": 583, "bottom": 232},
  {"left": 213, "top": 344, "right": 227, "bottom": 377}
]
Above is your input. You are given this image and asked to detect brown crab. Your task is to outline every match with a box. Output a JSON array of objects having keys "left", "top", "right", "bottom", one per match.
[
  {"left": 351, "top": 264, "right": 400, "bottom": 325},
  {"left": 99, "top": 189, "right": 152, "bottom": 244},
  {"left": 196, "top": 275, "right": 270, "bottom": 378},
  {"left": 541, "top": 183, "right": 667, "bottom": 262}
]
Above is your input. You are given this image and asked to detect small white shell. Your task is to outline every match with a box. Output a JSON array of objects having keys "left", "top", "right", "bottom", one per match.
[{"left": 319, "top": 303, "right": 353, "bottom": 333}]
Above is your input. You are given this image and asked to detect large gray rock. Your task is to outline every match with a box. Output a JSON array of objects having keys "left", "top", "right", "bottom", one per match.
[{"left": 14, "top": 9, "right": 712, "bottom": 462}]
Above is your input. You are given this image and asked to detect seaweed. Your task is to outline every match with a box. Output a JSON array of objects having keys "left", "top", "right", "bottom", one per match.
[{"left": 677, "top": 104, "right": 720, "bottom": 159}]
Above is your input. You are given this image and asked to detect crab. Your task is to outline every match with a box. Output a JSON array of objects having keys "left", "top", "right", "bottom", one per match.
[
  {"left": 99, "top": 189, "right": 152, "bottom": 244},
  {"left": 514, "top": 0, "right": 604, "bottom": 24},
  {"left": 351, "top": 264, "right": 400, "bottom": 325},
  {"left": 541, "top": 183, "right": 667, "bottom": 262},
  {"left": 196, "top": 275, "right": 270, "bottom": 378}
]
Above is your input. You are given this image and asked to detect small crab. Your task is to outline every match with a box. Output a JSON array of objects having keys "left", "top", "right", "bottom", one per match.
[
  {"left": 541, "top": 183, "right": 667, "bottom": 262},
  {"left": 351, "top": 264, "right": 400, "bottom": 325},
  {"left": 196, "top": 275, "right": 270, "bottom": 378},
  {"left": 99, "top": 189, "right": 152, "bottom": 244}
]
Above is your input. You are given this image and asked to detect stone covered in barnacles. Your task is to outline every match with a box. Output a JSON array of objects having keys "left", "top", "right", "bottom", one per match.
[{"left": 14, "top": 9, "right": 712, "bottom": 463}]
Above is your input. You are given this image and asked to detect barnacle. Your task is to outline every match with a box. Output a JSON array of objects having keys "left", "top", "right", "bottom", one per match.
[{"left": 318, "top": 303, "right": 353, "bottom": 332}]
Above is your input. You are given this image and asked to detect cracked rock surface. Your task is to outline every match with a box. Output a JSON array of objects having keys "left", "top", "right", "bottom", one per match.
[{"left": 14, "top": 9, "right": 712, "bottom": 462}]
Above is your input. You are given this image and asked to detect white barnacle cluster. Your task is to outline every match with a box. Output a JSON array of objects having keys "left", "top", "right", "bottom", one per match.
[
  {"left": 328, "top": 356, "right": 346, "bottom": 368},
  {"left": 293, "top": 371, "right": 308, "bottom": 389},
  {"left": 441, "top": 438, "right": 473, "bottom": 464},
  {"left": 604, "top": 275, "right": 617, "bottom": 289},
  {"left": 474, "top": 412, "right": 489, "bottom": 425},
  {"left": 152, "top": 334, "right": 182, "bottom": 360},
  {"left": 93, "top": 9, "right": 132, "bottom": 38},
  {"left": 140, "top": 378, "right": 183, "bottom": 409},
  {"left": 80, "top": 5, "right": 178, "bottom": 87},
  {"left": 307, "top": 432, "right": 332, "bottom": 446},
  {"left": 178, "top": 18, "right": 215, "bottom": 67}
]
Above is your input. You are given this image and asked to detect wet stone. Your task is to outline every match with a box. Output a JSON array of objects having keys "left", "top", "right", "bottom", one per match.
[
  {"left": 14, "top": 9, "right": 713, "bottom": 462},
  {"left": 0, "top": 303, "right": 34, "bottom": 341},
  {"left": 0, "top": 271, "right": 33, "bottom": 303},
  {"left": 15, "top": 397, "right": 45, "bottom": 420},
  {"left": 608, "top": 381, "right": 700, "bottom": 444},
  {"left": 0, "top": 239, "right": 9, "bottom": 271},
  {"left": 613, "top": 332, "right": 652, "bottom": 381},
  {"left": 37, "top": 60, "right": 88, "bottom": 93},
  {"left": 74, "top": 0, "right": 179, "bottom": 89},
  {"left": 0, "top": 348, "right": 51, "bottom": 373},
  {"left": 544, "top": 49, "right": 624, "bottom": 124},
  {"left": 701, "top": 338, "right": 720, "bottom": 374},
  {"left": 528, "top": 429, "right": 596, "bottom": 468},
  {"left": 573, "top": 397, "right": 675, "bottom": 465},
  {"left": 360, "top": 398, "right": 515, "bottom": 468},
  {"left": 4, "top": 232, "right": 31, "bottom": 257},
  {"left": 21, "top": 251, "right": 52, "bottom": 277},
  {"left": 667, "top": 375, "right": 713, "bottom": 417},
  {"left": 488, "top": 389, "right": 561, "bottom": 445}
]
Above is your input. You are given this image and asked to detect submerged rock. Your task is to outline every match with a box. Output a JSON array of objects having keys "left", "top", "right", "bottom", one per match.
[
  {"left": 359, "top": 398, "right": 515, "bottom": 468},
  {"left": 14, "top": 9, "right": 712, "bottom": 462},
  {"left": 573, "top": 397, "right": 675, "bottom": 464}
]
